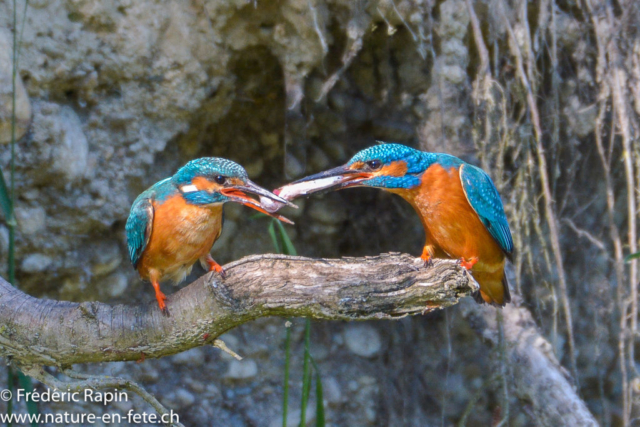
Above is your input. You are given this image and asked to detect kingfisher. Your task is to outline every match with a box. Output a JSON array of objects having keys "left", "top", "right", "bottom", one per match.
[
  {"left": 126, "top": 157, "right": 295, "bottom": 315},
  {"left": 277, "top": 143, "right": 513, "bottom": 306}
]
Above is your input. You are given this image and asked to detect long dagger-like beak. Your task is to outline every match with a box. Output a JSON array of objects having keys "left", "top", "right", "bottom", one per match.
[
  {"left": 258, "top": 165, "right": 373, "bottom": 214},
  {"left": 221, "top": 180, "right": 297, "bottom": 224},
  {"left": 292, "top": 165, "right": 370, "bottom": 186},
  {"left": 277, "top": 165, "right": 373, "bottom": 197},
  {"left": 236, "top": 180, "right": 298, "bottom": 208}
]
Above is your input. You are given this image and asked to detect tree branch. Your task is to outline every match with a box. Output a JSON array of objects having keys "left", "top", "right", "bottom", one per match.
[
  {"left": 461, "top": 300, "right": 598, "bottom": 426},
  {"left": 0, "top": 253, "right": 476, "bottom": 368},
  {"left": 0, "top": 253, "right": 598, "bottom": 425}
]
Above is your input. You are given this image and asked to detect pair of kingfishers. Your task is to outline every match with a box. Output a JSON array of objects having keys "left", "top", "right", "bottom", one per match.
[{"left": 126, "top": 143, "right": 513, "bottom": 315}]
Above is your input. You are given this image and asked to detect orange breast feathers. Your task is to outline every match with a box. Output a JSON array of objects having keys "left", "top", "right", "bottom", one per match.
[
  {"left": 391, "top": 164, "right": 508, "bottom": 304},
  {"left": 137, "top": 194, "right": 223, "bottom": 283}
]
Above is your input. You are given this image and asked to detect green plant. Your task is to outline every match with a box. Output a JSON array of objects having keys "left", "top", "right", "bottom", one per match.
[
  {"left": 300, "top": 321, "right": 325, "bottom": 427},
  {"left": 310, "top": 357, "right": 325, "bottom": 427},
  {"left": 299, "top": 319, "right": 312, "bottom": 426},
  {"left": 266, "top": 218, "right": 325, "bottom": 427},
  {"left": 625, "top": 252, "right": 640, "bottom": 263},
  {"left": 282, "top": 320, "right": 292, "bottom": 427}
]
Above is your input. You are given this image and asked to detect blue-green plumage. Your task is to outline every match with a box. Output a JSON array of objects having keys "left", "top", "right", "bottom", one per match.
[
  {"left": 125, "top": 157, "right": 294, "bottom": 315},
  {"left": 126, "top": 180, "right": 167, "bottom": 269},
  {"left": 349, "top": 144, "right": 434, "bottom": 189},
  {"left": 285, "top": 141, "right": 513, "bottom": 305},
  {"left": 125, "top": 158, "right": 246, "bottom": 269},
  {"left": 349, "top": 143, "right": 436, "bottom": 175},
  {"left": 173, "top": 158, "right": 247, "bottom": 185},
  {"left": 345, "top": 143, "right": 513, "bottom": 256},
  {"left": 126, "top": 178, "right": 175, "bottom": 269},
  {"left": 459, "top": 163, "right": 514, "bottom": 257}
]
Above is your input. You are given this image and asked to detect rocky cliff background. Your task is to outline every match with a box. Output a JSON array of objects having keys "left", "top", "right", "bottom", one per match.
[{"left": 0, "top": 0, "right": 638, "bottom": 425}]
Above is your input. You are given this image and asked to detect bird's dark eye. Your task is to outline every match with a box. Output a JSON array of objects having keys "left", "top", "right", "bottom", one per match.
[
  {"left": 214, "top": 175, "right": 226, "bottom": 185},
  {"left": 367, "top": 160, "right": 382, "bottom": 170}
]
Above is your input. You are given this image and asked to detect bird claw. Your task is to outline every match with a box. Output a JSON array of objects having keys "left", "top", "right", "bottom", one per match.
[
  {"left": 420, "top": 247, "right": 434, "bottom": 268},
  {"left": 206, "top": 256, "right": 227, "bottom": 278},
  {"left": 210, "top": 263, "right": 226, "bottom": 278},
  {"left": 152, "top": 281, "right": 170, "bottom": 317},
  {"left": 458, "top": 257, "right": 478, "bottom": 270},
  {"left": 156, "top": 293, "right": 170, "bottom": 317}
]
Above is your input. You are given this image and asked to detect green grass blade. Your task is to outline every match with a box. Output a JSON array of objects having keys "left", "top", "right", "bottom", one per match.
[
  {"left": 625, "top": 252, "right": 640, "bottom": 263},
  {"left": 6, "top": 369, "right": 13, "bottom": 427},
  {"left": 299, "top": 319, "right": 312, "bottom": 427},
  {"left": 4, "top": 369, "right": 37, "bottom": 427},
  {"left": 267, "top": 218, "right": 322, "bottom": 427},
  {"left": 249, "top": 213, "right": 268, "bottom": 220},
  {"left": 310, "top": 357, "right": 325, "bottom": 427},
  {"left": 275, "top": 220, "right": 297, "bottom": 256},
  {"left": 17, "top": 372, "right": 37, "bottom": 424},
  {"left": 8, "top": 225, "right": 15, "bottom": 285},
  {"left": 269, "top": 221, "right": 282, "bottom": 254},
  {"left": 269, "top": 219, "right": 289, "bottom": 426},
  {"left": 0, "top": 174, "right": 15, "bottom": 224},
  {"left": 282, "top": 320, "right": 292, "bottom": 427}
]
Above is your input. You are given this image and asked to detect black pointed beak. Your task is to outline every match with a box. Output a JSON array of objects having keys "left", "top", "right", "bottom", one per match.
[
  {"left": 292, "top": 165, "right": 361, "bottom": 184},
  {"left": 236, "top": 180, "right": 298, "bottom": 209},
  {"left": 220, "top": 180, "right": 297, "bottom": 224},
  {"left": 273, "top": 165, "right": 373, "bottom": 200}
]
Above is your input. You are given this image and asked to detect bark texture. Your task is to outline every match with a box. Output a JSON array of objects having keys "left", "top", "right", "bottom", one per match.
[
  {"left": 0, "top": 254, "right": 475, "bottom": 366},
  {"left": 0, "top": 253, "right": 598, "bottom": 426}
]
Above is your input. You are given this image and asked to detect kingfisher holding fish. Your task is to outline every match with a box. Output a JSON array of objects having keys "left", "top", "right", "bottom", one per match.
[
  {"left": 265, "top": 143, "right": 513, "bottom": 306},
  {"left": 126, "top": 157, "right": 296, "bottom": 315}
]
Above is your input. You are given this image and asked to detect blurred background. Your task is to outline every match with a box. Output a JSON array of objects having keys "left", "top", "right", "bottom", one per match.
[{"left": 0, "top": 0, "right": 638, "bottom": 425}]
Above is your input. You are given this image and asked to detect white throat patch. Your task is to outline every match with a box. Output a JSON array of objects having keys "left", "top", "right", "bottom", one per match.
[{"left": 180, "top": 184, "right": 199, "bottom": 193}]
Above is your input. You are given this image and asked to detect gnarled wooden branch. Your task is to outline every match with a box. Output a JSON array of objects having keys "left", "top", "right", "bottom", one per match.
[
  {"left": 0, "top": 252, "right": 598, "bottom": 425},
  {"left": 0, "top": 253, "right": 476, "bottom": 367}
]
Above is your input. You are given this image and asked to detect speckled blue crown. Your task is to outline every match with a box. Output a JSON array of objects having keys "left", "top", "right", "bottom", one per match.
[
  {"left": 348, "top": 143, "right": 435, "bottom": 174},
  {"left": 173, "top": 157, "right": 248, "bottom": 185}
]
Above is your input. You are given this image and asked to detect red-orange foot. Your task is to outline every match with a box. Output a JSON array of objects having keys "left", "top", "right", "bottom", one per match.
[
  {"left": 420, "top": 246, "right": 434, "bottom": 268},
  {"left": 206, "top": 255, "right": 226, "bottom": 278},
  {"left": 459, "top": 257, "right": 479, "bottom": 270},
  {"left": 152, "top": 280, "right": 169, "bottom": 317}
]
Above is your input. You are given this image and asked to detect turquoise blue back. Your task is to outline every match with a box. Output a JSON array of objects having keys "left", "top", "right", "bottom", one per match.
[
  {"left": 458, "top": 163, "right": 514, "bottom": 256},
  {"left": 125, "top": 179, "right": 172, "bottom": 268}
]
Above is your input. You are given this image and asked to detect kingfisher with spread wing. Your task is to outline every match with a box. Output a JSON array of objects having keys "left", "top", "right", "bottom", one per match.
[
  {"left": 274, "top": 143, "right": 513, "bottom": 306},
  {"left": 126, "top": 157, "right": 295, "bottom": 315}
]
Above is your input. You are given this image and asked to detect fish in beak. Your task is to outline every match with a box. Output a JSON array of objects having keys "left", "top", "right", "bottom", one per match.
[
  {"left": 221, "top": 180, "right": 298, "bottom": 224},
  {"left": 260, "top": 165, "right": 373, "bottom": 213}
]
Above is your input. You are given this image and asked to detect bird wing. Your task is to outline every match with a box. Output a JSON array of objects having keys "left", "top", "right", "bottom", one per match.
[
  {"left": 125, "top": 196, "right": 154, "bottom": 269},
  {"left": 459, "top": 164, "right": 514, "bottom": 257}
]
